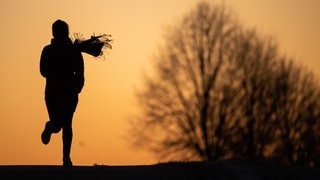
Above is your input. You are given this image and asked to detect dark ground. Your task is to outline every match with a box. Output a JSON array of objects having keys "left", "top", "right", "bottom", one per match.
[{"left": 1, "top": 159, "right": 320, "bottom": 179}]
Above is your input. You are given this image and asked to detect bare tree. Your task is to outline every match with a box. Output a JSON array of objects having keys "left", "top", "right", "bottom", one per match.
[
  {"left": 229, "top": 29, "right": 282, "bottom": 158},
  {"left": 129, "top": 1, "right": 320, "bottom": 166},
  {"left": 218, "top": 28, "right": 320, "bottom": 166},
  {"left": 270, "top": 59, "right": 320, "bottom": 166},
  {"left": 130, "top": 2, "right": 239, "bottom": 161}
]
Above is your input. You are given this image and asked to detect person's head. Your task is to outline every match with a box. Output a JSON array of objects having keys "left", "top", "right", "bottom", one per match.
[{"left": 52, "top": 19, "right": 69, "bottom": 39}]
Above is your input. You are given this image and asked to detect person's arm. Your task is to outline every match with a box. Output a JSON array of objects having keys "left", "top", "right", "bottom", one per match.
[
  {"left": 40, "top": 46, "right": 49, "bottom": 78},
  {"left": 75, "top": 51, "right": 85, "bottom": 93}
]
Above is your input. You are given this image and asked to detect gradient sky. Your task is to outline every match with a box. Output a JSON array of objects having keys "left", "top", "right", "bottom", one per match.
[{"left": 0, "top": 0, "right": 319, "bottom": 166}]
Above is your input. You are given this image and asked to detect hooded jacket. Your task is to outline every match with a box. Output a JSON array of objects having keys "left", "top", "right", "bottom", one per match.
[{"left": 40, "top": 37, "right": 84, "bottom": 97}]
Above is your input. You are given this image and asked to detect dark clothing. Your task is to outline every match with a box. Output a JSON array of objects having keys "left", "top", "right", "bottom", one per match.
[
  {"left": 40, "top": 37, "right": 84, "bottom": 96},
  {"left": 40, "top": 37, "right": 84, "bottom": 158},
  {"left": 44, "top": 95, "right": 78, "bottom": 132}
]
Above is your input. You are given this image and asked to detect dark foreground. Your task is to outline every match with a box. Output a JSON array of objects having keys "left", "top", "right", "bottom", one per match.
[{"left": 1, "top": 159, "right": 320, "bottom": 179}]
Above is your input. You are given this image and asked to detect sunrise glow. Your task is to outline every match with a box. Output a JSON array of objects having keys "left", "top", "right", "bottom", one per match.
[{"left": 0, "top": 0, "right": 319, "bottom": 166}]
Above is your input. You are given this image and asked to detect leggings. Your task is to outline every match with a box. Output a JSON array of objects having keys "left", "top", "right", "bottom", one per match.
[{"left": 45, "top": 94, "right": 78, "bottom": 158}]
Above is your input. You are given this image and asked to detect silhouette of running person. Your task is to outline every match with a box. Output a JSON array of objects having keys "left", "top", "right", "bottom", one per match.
[{"left": 40, "top": 19, "right": 84, "bottom": 167}]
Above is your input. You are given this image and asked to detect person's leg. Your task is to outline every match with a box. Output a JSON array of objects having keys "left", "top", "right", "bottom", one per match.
[
  {"left": 46, "top": 96, "right": 63, "bottom": 131},
  {"left": 42, "top": 96, "right": 62, "bottom": 144},
  {"left": 41, "top": 121, "right": 53, "bottom": 145},
  {"left": 62, "top": 95, "right": 78, "bottom": 166},
  {"left": 62, "top": 112, "right": 73, "bottom": 166}
]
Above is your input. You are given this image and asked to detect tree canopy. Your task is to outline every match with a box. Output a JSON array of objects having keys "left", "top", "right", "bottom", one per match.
[{"left": 129, "top": 1, "right": 320, "bottom": 167}]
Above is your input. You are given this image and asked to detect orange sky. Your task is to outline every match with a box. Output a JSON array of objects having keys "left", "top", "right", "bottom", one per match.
[{"left": 0, "top": 0, "right": 319, "bottom": 166}]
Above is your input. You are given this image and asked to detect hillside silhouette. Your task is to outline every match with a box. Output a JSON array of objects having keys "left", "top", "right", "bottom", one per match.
[{"left": 1, "top": 159, "right": 320, "bottom": 179}]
